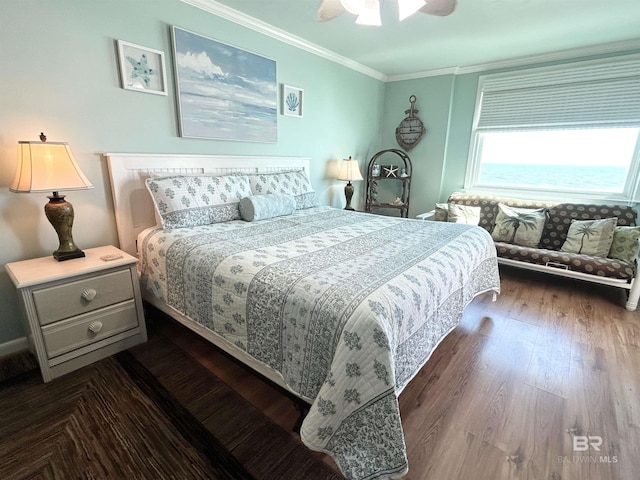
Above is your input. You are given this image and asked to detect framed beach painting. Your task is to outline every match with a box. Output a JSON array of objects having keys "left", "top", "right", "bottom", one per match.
[
  {"left": 117, "top": 40, "right": 168, "bottom": 95},
  {"left": 172, "top": 26, "right": 278, "bottom": 142}
]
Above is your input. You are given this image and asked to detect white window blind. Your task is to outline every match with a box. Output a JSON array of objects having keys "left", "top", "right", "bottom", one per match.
[{"left": 476, "top": 55, "right": 640, "bottom": 129}]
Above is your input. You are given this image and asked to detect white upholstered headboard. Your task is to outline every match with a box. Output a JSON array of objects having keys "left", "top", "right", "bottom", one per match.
[{"left": 104, "top": 153, "right": 312, "bottom": 257}]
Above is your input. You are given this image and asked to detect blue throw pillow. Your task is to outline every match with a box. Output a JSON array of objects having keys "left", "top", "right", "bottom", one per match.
[{"left": 239, "top": 194, "right": 297, "bottom": 222}]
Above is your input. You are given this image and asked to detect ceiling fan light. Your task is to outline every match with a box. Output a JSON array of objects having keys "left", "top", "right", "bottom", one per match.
[
  {"left": 398, "top": 0, "right": 426, "bottom": 21},
  {"left": 356, "top": 0, "right": 381, "bottom": 26},
  {"left": 340, "top": 0, "right": 366, "bottom": 15}
]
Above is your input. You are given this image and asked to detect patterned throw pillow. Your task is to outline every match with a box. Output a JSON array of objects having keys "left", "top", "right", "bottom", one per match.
[
  {"left": 247, "top": 170, "right": 319, "bottom": 209},
  {"left": 560, "top": 217, "right": 617, "bottom": 257},
  {"left": 608, "top": 226, "right": 640, "bottom": 263},
  {"left": 447, "top": 204, "right": 481, "bottom": 225},
  {"left": 434, "top": 203, "right": 449, "bottom": 222},
  {"left": 145, "top": 175, "right": 251, "bottom": 228},
  {"left": 239, "top": 194, "right": 296, "bottom": 222},
  {"left": 491, "top": 203, "right": 548, "bottom": 247},
  {"left": 607, "top": 227, "right": 640, "bottom": 263}
]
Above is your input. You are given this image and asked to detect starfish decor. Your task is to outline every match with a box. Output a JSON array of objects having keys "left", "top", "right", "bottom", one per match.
[
  {"left": 384, "top": 165, "right": 398, "bottom": 177},
  {"left": 126, "top": 53, "right": 155, "bottom": 87}
]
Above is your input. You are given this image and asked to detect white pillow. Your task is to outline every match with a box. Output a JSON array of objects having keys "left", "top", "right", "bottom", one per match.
[
  {"left": 447, "top": 204, "right": 481, "bottom": 225},
  {"left": 561, "top": 217, "right": 617, "bottom": 257},
  {"left": 145, "top": 174, "right": 251, "bottom": 228},
  {"left": 247, "top": 170, "right": 319, "bottom": 209},
  {"left": 434, "top": 203, "right": 449, "bottom": 222},
  {"left": 491, "top": 203, "right": 548, "bottom": 247}
]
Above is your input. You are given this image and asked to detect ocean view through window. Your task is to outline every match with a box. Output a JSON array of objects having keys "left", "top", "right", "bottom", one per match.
[
  {"left": 474, "top": 128, "right": 639, "bottom": 196},
  {"left": 466, "top": 55, "right": 640, "bottom": 201}
]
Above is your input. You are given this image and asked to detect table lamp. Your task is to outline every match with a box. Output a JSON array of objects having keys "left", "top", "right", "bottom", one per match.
[
  {"left": 337, "top": 156, "right": 363, "bottom": 211},
  {"left": 10, "top": 133, "right": 94, "bottom": 261}
]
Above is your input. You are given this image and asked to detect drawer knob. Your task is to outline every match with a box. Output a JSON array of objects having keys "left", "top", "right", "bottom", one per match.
[
  {"left": 82, "top": 289, "right": 97, "bottom": 301},
  {"left": 88, "top": 321, "right": 103, "bottom": 333}
]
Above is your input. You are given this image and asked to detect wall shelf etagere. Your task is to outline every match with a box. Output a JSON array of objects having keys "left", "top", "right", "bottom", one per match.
[{"left": 365, "top": 149, "right": 412, "bottom": 218}]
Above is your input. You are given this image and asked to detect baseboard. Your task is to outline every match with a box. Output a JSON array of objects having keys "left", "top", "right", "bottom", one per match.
[{"left": 0, "top": 337, "right": 28, "bottom": 358}]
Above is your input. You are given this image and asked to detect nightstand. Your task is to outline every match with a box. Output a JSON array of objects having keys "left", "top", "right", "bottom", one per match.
[
  {"left": 416, "top": 211, "right": 435, "bottom": 220},
  {"left": 5, "top": 245, "right": 147, "bottom": 382}
]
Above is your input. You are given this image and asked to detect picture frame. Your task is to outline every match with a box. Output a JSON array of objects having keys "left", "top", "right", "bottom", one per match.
[
  {"left": 117, "top": 40, "right": 167, "bottom": 95},
  {"left": 281, "top": 84, "right": 303, "bottom": 117},
  {"left": 172, "top": 26, "right": 278, "bottom": 143}
]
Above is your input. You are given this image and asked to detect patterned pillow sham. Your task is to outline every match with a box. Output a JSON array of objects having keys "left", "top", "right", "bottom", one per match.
[
  {"left": 608, "top": 225, "right": 640, "bottom": 263},
  {"left": 239, "top": 194, "right": 296, "bottom": 222},
  {"left": 247, "top": 170, "right": 320, "bottom": 209},
  {"left": 491, "top": 203, "right": 548, "bottom": 247},
  {"left": 447, "top": 204, "right": 481, "bottom": 225},
  {"left": 145, "top": 174, "right": 251, "bottom": 228},
  {"left": 560, "top": 217, "right": 617, "bottom": 257}
]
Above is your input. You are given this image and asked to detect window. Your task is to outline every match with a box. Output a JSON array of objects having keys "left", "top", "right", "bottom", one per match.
[{"left": 466, "top": 55, "right": 640, "bottom": 201}]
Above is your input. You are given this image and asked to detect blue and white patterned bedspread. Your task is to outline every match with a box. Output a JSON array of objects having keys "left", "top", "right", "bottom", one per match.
[{"left": 138, "top": 206, "right": 500, "bottom": 479}]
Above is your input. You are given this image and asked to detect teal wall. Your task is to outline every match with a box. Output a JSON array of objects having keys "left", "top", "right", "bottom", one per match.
[
  {"left": 381, "top": 74, "right": 456, "bottom": 217},
  {"left": 385, "top": 49, "right": 640, "bottom": 219},
  {"left": 0, "top": 0, "right": 384, "bottom": 346}
]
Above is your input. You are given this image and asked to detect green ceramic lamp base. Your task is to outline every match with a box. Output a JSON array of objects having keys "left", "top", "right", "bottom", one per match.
[
  {"left": 45, "top": 192, "right": 85, "bottom": 262},
  {"left": 344, "top": 181, "right": 355, "bottom": 211}
]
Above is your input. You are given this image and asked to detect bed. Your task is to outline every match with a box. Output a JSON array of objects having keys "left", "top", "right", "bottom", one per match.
[{"left": 105, "top": 153, "right": 500, "bottom": 480}]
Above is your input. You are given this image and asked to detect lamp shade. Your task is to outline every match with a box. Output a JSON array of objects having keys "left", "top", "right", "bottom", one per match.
[
  {"left": 337, "top": 156, "right": 364, "bottom": 182},
  {"left": 10, "top": 141, "right": 93, "bottom": 193}
]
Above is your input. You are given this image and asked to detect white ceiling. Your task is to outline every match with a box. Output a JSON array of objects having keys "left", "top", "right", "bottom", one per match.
[{"left": 183, "top": 0, "right": 640, "bottom": 80}]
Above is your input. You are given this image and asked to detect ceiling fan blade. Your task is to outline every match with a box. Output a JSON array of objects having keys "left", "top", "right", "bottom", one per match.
[
  {"left": 317, "top": 0, "right": 347, "bottom": 22},
  {"left": 420, "top": 0, "right": 457, "bottom": 16}
]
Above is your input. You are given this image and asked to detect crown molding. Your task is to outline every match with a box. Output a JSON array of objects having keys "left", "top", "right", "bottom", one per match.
[
  {"left": 387, "top": 38, "right": 640, "bottom": 82},
  {"left": 180, "top": 0, "right": 640, "bottom": 83},
  {"left": 180, "top": 0, "right": 387, "bottom": 81},
  {"left": 386, "top": 67, "right": 460, "bottom": 82}
]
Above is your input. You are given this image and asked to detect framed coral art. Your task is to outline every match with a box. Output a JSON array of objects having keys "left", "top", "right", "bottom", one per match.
[
  {"left": 281, "top": 84, "right": 303, "bottom": 117},
  {"left": 117, "top": 40, "right": 167, "bottom": 95},
  {"left": 172, "top": 26, "right": 277, "bottom": 142}
]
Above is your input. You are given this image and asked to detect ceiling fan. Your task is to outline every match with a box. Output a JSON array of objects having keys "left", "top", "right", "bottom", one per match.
[{"left": 317, "top": 0, "right": 457, "bottom": 26}]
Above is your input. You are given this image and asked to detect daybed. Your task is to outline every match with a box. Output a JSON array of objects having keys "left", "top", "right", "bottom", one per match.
[
  {"left": 105, "top": 153, "right": 500, "bottom": 480},
  {"left": 425, "top": 191, "right": 640, "bottom": 311}
]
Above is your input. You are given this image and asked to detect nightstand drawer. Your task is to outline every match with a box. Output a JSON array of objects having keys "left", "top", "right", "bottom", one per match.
[
  {"left": 42, "top": 300, "right": 139, "bottom": 359},
  {"left": 33, "top": 270, "right": 134, "bottom": 325}
]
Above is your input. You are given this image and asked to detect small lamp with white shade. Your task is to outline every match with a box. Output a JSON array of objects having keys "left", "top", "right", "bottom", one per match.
[
  {"left": 10, "top": 133, "right": 94, "bottom": 261},
  {"left": 337, "top": 156, "right": 363, "bottom": 211}
]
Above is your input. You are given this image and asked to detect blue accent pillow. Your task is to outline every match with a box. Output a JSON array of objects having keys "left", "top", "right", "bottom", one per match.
[{"left": 239, "top": 194, "right": 297, "bottom": 222}]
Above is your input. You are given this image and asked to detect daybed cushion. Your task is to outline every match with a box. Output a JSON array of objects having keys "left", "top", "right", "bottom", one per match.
[
  {"left": 560, "top": 217, "right": 617, "bottom": 257},
  {"left": 247, "top": 170, "right": 320, "bottom": 210},
  {"left": 609, "top": 226, "right": 640, "bottom": 264},
  {"left": 145, "top": 174, "right": 251, "bottom": 228},
  {"left": 491, "top": 204, "right": 548, "bottom": 247},
  {"left": 239, "top": 193, "right": 296, "bottom": 222},
  {"left": 447, "top": 192, "right": 637, "bottom": 251},
  {"left": 495, "top": 242, "right": 635, "bottom": 280}
]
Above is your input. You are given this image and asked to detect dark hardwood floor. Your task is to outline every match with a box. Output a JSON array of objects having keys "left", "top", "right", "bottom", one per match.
[{"left": 155, "top": 265, "right": 640, "bottom": 480}]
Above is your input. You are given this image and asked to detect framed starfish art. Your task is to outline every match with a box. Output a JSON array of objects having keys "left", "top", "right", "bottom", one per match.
[{"left": 117, "top": 40, "right": 167, "bottom": 96}]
